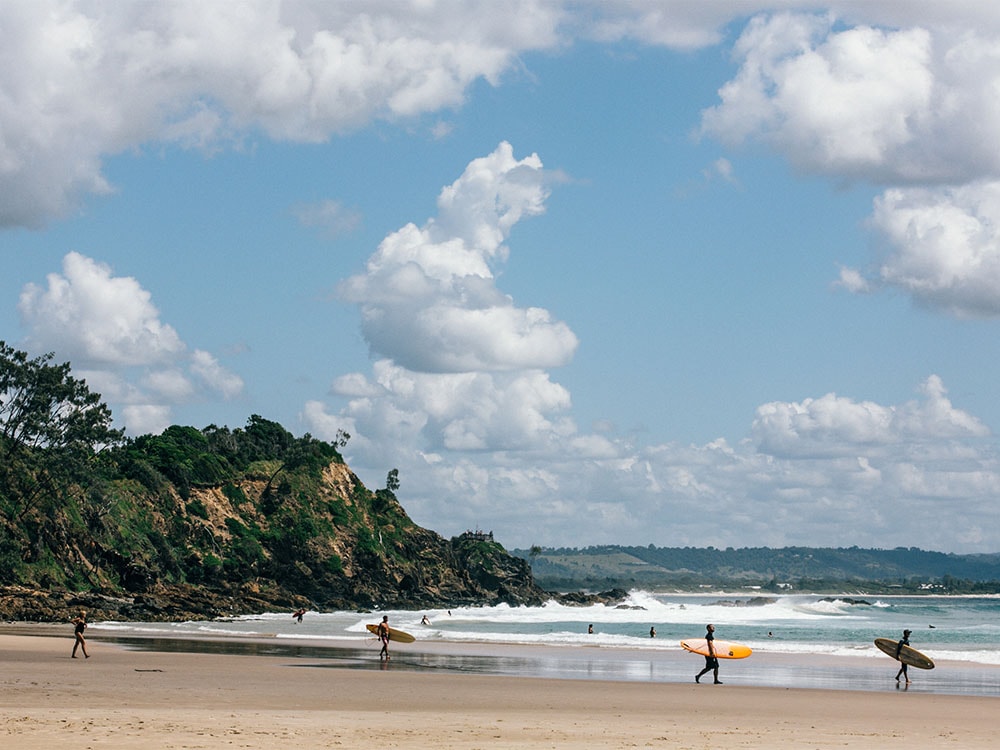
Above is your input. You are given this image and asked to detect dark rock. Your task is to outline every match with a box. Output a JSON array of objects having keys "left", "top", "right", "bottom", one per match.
[
  {"left": 552, "top": 588, "right": 628, "bottom": 606},
  {"left": 709, "top": 596, "right": 777, "bottom": 607}
]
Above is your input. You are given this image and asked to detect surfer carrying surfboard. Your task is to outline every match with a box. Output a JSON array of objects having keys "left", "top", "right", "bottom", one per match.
[
  {"left": 377, "top": 615, "right": 391, "bottom": 660},
  {"left": 695, "top": 624, "right": 722, "bottom": 684},
  {"left": 895, "top": 629, "right": 912, "bottom": 684}
]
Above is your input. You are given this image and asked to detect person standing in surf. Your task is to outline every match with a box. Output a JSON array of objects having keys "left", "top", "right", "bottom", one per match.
[
  {"left": 695, "top": 624, "right": 721, "bottom": 684},
  {"left": 895, "top": 629, "right": 912, "bottom": 684},
  {"left": 377, "top": 615, "right": 391, "bottom": 661}
]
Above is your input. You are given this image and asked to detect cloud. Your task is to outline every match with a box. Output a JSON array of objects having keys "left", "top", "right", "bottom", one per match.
[
  {"left": 702, "top": 157, "right": 739, "bottom": 186},
  {"left": 751, "top": 375, "right": 989, "bottom": 458},
  {"left": 18, "top": 252, "right": 185, "bottom": 367},
  {"left": 191, "top": 349, "right": 246, "bottom": 399},
  {"left": 307, "top": 371, "right": 1000, "bottom": 552},
  {"left": 121, "top": 404, "right": 174, "bottom": 437},
  {"left": 305, "top": 141, "right": 1000, "bottom": 553},
  {"left": 851, "top": 182, "right": 1000, "bottom": 317},
  {"left": 329, "top": 359, "right": 575, "bottom": 454},
  {"left": 700, "top": 14, "right": 939, "bottom": 181},
  {"left": 17, "top": 252, "right": 243, "bottom": 434},
  {"left": 834, "top": 265, "right": 871, "bottom": 293},
  {"left": 0, "top": 0, "right": 569, "bottom": 229},
  {"left": 6, "top": 2, "right": 910, "bottom": 231},
  {"left": 292, "top": 199, "right": 362, "bottom": 239},
  {"left": 700, "top": 11, "right": 1000, "bottom": 184},
  {"left": 698, "top": 11, "right": 1000, "bottom": 317},
  {"left": 583, "top": 1, "right": 729, "bottom": 50},
  {"left": 337, "top": 142, "right": 578, "bottom": 372}
]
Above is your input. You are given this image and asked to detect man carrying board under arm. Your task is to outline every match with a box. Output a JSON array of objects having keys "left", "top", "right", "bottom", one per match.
[{"left": 695, "top": 624, "right": 722, "bottom": 684}]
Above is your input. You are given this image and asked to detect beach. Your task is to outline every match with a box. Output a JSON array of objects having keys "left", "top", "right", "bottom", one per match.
[{"left": 1, "top": 627, "right": 997, "bottom": 748}]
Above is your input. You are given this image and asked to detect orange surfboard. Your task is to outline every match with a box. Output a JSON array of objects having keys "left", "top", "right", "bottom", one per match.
[{"left": 681, "top": 638, "right": 752, "bottom": 659}]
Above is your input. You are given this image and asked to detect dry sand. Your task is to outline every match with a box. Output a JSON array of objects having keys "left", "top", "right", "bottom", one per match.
[{"left": 1, "top": 630, "right": 996, "bottom": 748}]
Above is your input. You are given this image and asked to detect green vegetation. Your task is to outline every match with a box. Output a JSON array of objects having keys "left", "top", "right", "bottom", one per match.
[
  {"left": 512, "top": 544, "right": 1000, "bottom": 594},
  {"left": 1, "top": 342, "right": 545, "bottom": 619},
  {"left": 0, "top": 341, "right": 360, "bottom": 599}
]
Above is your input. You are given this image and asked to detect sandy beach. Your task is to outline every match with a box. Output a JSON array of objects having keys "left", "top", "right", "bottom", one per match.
[{"left": 1, "top": 628, "right": 997, "bottom": 749}]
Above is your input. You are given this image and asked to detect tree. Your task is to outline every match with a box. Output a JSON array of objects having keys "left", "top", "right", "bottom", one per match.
[
  {"left": 385, "top": 468, "right": 400, "bottom": 492},
  {"left": 240, "top": 414, "right": 294, "bottom": 463},
  {"left": 0, "top": 342, "right": 123, "bottom": 521}
]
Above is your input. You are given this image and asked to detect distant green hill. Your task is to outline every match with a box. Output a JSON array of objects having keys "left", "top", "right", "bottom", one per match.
[{"left": 512, "top": 545, "right": 1000, "bottom": 593}]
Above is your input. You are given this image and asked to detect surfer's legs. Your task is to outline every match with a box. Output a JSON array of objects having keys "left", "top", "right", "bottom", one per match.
[
  {"left": 895, "top": 663, "right": 909, "bottom": 683},
  {"left": 696, "top": 658, "right": 721, "bottom": 684}
]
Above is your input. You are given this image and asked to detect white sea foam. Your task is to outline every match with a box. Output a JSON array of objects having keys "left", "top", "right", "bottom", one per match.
[{"left": 91, "top": 593, "right": 1000, "bottom": 668}]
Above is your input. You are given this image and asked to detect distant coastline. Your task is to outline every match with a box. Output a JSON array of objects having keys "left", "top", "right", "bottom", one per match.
[{"left": 514, "top": 544, "right": 1000, "bottom": 594}]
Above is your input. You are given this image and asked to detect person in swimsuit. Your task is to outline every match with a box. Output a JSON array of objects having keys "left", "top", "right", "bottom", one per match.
[
  {"left": 71, "top": 611, "right": 89, "bottom": 659},
  {"left": 695, "top": 623, "right": 721, "bottom": 684},
  {"left": 895, "top": 629, "right": 912, "bottom": 684},
  {"left": 377, "top": 615, "right": 391, "bottom": 660}
]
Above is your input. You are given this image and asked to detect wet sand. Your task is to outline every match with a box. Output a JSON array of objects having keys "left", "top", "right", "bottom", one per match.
[{"left": 1, "top": 628, "right": 997, "bottom": 748}]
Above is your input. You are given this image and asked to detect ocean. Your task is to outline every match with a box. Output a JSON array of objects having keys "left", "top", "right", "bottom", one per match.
[{"left": 94, "top": 592, "right": 1000, "bottom": 696}]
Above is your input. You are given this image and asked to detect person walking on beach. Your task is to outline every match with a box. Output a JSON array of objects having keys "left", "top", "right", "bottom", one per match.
[
  {"left": 377, "top": 615, "right": 391, "bottom": 660},
  {"left": 895, "top": 629, "right": 912, "bottom": 684},
  {"left": 71, "top": 611, "right": 89, "bottom": 659},
  {"left": 293, "top": 608, "right": 306, "bottom": 623},
  {"left": 695, "top": 624, "right": 721, "bottom": 684}
]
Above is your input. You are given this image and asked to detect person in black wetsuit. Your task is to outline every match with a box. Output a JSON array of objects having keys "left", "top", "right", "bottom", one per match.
[
  {"left": 895, "top": 629, "right": 912, "bottom": 684},
  {"left": 695, "top": 623, "right": 721, "bottom": 684},
  {"left": 71, "top": 611, "right": 89, "bottom": 659}
]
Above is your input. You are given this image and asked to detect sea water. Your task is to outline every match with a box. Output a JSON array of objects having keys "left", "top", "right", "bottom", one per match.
[{"left": 97, "top": 592, "right": 1000, "bottom": 667}]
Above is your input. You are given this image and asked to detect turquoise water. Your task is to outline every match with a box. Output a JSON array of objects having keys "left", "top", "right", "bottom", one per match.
[{"left": 98, "top": 592, "right": 1000, "bottom": 666}]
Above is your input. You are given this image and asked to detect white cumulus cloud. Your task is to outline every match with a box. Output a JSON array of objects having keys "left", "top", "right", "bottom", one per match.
[
  {"left": 700, "top": 10, "right": 1000, "bottom": 317},
  {"left": 305, "top": 138, "right": 1000, "bottom": 552},
  {"left": 860, "top": 182, "right": 1000, "bottom": 317},
  {"left": 18, "top": 252, "right": 185, "bottom": 367},
  {"left": 338, "top": 142, "right": 578, "bottom": 373},
  {"left": 701, "top": 14, "right": 936, "bottom": 180},
  {"left": 308, "top": 371, "right": 1000, "bottom": 552},
  {"left": 17, "top": 252, "right": 244, "bottom": 434},
  {"left": 0, "top": 0, "right": 568, "bottom": 229},
  {"left": 752, "top": 375, "right": 988, "bottom": 458}
]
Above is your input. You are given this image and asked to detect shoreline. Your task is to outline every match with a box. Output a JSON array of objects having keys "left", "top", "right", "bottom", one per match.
[
  {"left": 4, "top": 621, "right": 1000, "bottom": 697},
  {"left": 2, "top": 629, "right": 998, "bottom": 748}
]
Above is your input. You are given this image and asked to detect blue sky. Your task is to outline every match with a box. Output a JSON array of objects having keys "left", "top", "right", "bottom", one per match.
[{"left": 3, "top": 1, "right": 1000, "bottom": 552}]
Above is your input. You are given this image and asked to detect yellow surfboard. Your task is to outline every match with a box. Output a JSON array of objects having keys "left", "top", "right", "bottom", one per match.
[
  {"left": 367, "top": 623, "right": 416, "bottom": 643},
  {"left": 681, "top": 638, "right": 752, "bottom": 659}
]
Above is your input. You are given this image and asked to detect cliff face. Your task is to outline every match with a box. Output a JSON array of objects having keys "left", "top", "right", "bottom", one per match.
[{"left": 0, "top": 459, "right": 547, "bottom": 621}]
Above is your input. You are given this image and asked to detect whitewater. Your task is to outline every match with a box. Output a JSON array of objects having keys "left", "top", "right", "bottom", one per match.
[{"left": 98, "top": 592, "right": 1000, "bottom": 668}]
